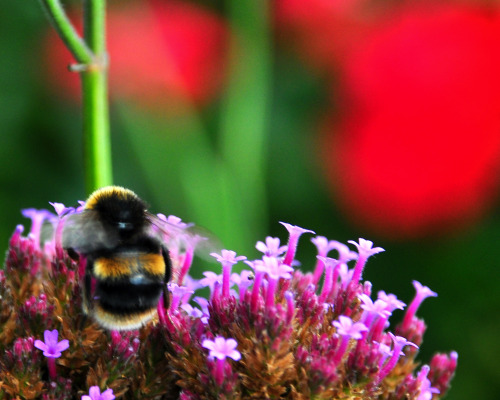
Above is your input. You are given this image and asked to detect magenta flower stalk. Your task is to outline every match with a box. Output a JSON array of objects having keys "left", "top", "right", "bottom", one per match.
[
  {"left": 284, "top": 291, "right": 295, "bottom": 323},
  {"left": 401, "top": 281, "right": 438, "bottom": 332},
  {"left": 311, "top": 236, "right": 338, "bottom": 284},
  {"left": 82, "top": 386, "right": 115, "bottom": 400},
  {"left": 21, "top": 208, "right": 55, "bottom": 249},
  {"left": 317, "top": 256, "right": 338, "bottom": 303},
  {"left": 329, "top": 242, "right": 358, "bottom": 299},
  {"left": 210, "top": 250, "right": 247, "bottom": 298},
  {"left": 230, "top": 270, "right": 253, "bottom": 299},
  {"left": 371, "top": 291, "right": 406, "bottom": 340},
  {"left": 199, "top": 271, "right": 222, "bottom": 299},
  {"left": 332, "top": 316, "right": 368, "bottom": 365},
  {"left": 245, "top": 260, "right": 267, "bottom": 313},
  {"left": 178, "top": 242, "right": 194, "bottom": 286},
  {"left": 280, "top": 222, "right": 315, "bottom": 266},
  {"left": 202, "top": 336, "right": 241, "bottom": 386},
  {"left": 49, "top": 202, "right": 76, "bottom": 256},
  {"left": 168, "top": 283, "right": 194, "bottom": 311},
  {"left": 415, "top": 365, "right": 440, "bottom": 400},
  {"left": 34, "top": 329, "right": 69, "bottom": 380},
  {"left": 358, "top": 294, "right": 391, "bottom": 340},
  {"left": 157, "top": 293, "right": 167, "bottom": 325},
  {"left": 376, "top": 333, "right": 418, "bottom": 385},
  {"left": 178, "top": 234, "right": 206, "bottom": 285},
  {"left": 253, "top": 256, "right": 293, "bottom": 308},
  {"left": 348, "top": 239, "right": 384, "bottom": 285}
]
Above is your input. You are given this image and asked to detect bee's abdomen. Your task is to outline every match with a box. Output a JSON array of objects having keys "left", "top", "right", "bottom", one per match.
[
  {"left": 96, "top": 280, "right": 163, "bottom": 313},
  {"left": 89, "top": 251, "right": 167, "bottom": 330}
]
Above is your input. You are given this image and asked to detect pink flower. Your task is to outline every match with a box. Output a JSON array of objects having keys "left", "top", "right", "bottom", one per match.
[
  {"left": 34, "top": 329, "right": 69, "bottom": 358},
  {"left": 81, "top": 386, "right": 115, "bottom": 400},
  {"left": 202, "top": 336, "right": 241, "bottom": 361}
]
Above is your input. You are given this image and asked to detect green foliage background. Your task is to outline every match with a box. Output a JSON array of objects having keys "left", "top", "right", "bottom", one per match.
[{"left": 1, "top": 1, "right": 499, "bottom": 399}]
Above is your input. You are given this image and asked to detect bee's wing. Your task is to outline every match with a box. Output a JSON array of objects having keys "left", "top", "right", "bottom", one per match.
[
  {"left": 62, "top": 210, "right": 119, "bottom": 253},
  {"left": 146, "top": 213, "right": 221, "bottom": 260}
]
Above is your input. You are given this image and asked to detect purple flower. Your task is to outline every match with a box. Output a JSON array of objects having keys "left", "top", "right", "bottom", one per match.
[
  {"left": 211, "top": 250, "right": 247, "bottom": 298},
  {"left": 49, "top": 202, "right": 75, "bottom": 217},
  {"left": 210, "top": 249, "right": 247, "bottom": 265},
  {"left": 168, "top": 283, "right": 195, "bottom": 310},
  {"left": 202, "top": 336, "right": 241, "bottom": 361},
  {"left": 337, "top": 262, "right": 354, "bottom": 289},
  {"left": 181, "top": 304, "right": 205, "bottom": 319},
  {"left": 34, "top": 329, "right": 69, "bottom": 381},
  {"left": 202, "top": 336, "right": 241, "bottom": 387},
  {"left": 193, "top": 296, "right": 209, "bottom": 313},
  {"left": 157, "top": 213, "right": 192, "bottom": 230},
  {"left": 253, "top": 256, "right": 294, "bottom": 307},
  {"left": 252, "top": 256, "right": 292, "bottom": 280},
  {"left": 317, "top": 256, "right": 338, "bottom": 303},
  {"left": 332, "top": 316, "right": 368, "bottom": 365},
  {"left": 199, "top": 271, "right": 222, "bottom": 297},
  {"left": 279, "top": 222, "right": 315, "bottom": 266},
  {"left": 81, "top": 386, "right": 115, "bottom": 400},
  {"left": 230, "top": 270, "right": 254, "bottom": 299},
  {"left": 21, "top": 208, "right": 56, "bottom": 246},
  {"left": 401, "top": 281, "right": 438, "bottom": 332},
  {"left": 377, "top": 291, "right": 406, "bottom": 312},
  {"left": 256, "top": 236, "right": 288, "bottom": 257},
  {"left": 348, "top": 239, "right": 384, "bottom": 285},
  {"left": 415, "top": 365, "right": 440, "bottom": 400},
  {"left": 376, "top": 333, "right": 418, "bottom": 384},
  {"left": 311, "top": 238, "right": 354, "bottom": 284},
  {"left": 333, "top": 316, "right": 368, "bottom": 340},
  {"left": 34, "top": 329, "right": 69, "bottom": 358},
  {"left": 359, "top": 294, "right": 391, "bottom": 318}
]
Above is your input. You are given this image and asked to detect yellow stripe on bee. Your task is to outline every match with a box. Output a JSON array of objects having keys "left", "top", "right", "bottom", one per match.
[
  {"left": 139, "top": 253, "right": 165, "bottom": 276},
  {"left": 94, "top": 257, "right": 133, "bottom": 279},
  {"left": 94, "top": 253, "right": 165, "bottom": 279},
  {"left": 84, "top": 186, "right": 138, "bottom": 210}
]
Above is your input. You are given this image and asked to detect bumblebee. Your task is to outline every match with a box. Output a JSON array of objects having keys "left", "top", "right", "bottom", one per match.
[{"left": 62, "top": 186, "right": 175, "bottom": 331}]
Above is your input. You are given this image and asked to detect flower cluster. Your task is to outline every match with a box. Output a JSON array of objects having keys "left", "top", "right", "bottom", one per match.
[{"left": 0, "top": 204, "right": 457, "bottom": 399}]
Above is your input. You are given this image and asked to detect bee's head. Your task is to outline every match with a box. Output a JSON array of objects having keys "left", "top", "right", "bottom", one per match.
[{"left": 86, "top": 186, "right": 148, "bottom": 239}]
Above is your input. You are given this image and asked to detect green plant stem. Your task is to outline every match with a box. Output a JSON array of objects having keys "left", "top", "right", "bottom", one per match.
[
  {"left": 82, "top": 0, "right": 112, "bottom": 194},
  {"left": 39, "top": 0, "right": 112, "bottom": 194},
  {"left": 38, "top": 0, "right": 93, "bottom": 63}
]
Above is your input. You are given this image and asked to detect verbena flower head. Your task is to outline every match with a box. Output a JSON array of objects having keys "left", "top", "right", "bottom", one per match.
[{"left": 0, "top": 203, "right": 457, "bottom": 399}]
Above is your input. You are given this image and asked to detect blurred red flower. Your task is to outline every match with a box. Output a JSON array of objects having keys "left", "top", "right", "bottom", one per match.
[
  {"left": 43, "top": 0, "right": 229, "bottom": 111},
  {"left": 274, "top": 0, "right": 378, "bottom": 72},
  {"left": 321, "top": 4, "right": 500, "bottom": 238}
]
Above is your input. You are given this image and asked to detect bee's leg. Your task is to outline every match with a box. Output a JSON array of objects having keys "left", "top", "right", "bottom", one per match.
[
  {"left": 161, "top": 245, "right": 172, "bottom": 310},
  {"left": 82, "top": 259, "right": 94, "bottom": 316},
  {"left": 76, "top": 261, "right": 93, "bottom": 330},
  {"left": 66, "top": 247, "right": 80, "bottom": 261}
]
